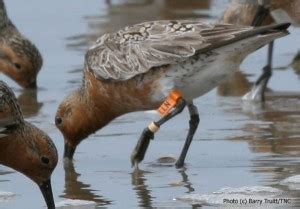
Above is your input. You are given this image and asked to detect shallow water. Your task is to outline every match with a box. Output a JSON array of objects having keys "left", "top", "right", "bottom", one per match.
[{"left": 0, "top": 0, "right": 300, "bottom": 208}]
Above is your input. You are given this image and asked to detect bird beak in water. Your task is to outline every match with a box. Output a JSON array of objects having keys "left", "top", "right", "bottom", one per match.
[
  {"left": 64, "top": 143, "right": 76, "bottom": 160},
  {"left": 27, "top": 80, "right": 37, "bottom": 88},
  {"left": 39, "top": 178, "right": 55, "bottom": 209}
]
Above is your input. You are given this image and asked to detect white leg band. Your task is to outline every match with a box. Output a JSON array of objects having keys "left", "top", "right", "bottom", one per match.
[{"left": 148, "top": 122, "right": 160, "bottom": 133}]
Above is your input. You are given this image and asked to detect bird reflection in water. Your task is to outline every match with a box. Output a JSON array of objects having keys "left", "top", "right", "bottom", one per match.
[
  {"left": 178, "top": 169, "right": 195, "bottom": 193},
  {"left": 16, "top": 89, "right": 43, "bottom": 118},
  {"left": 131, "top": 167, "right": 194, "bottom": 208},
  {"left": 226, "top": 91, "right": 300, "bottom": 189},
  {"left": 61, "top": 161, "right": 111, "bottom": 206},
  {"left": 131, "top": 170, "right": 153, "bottom": 208},
  {"left": 239, "top": 96, "right": 300, "bottom": 155}
]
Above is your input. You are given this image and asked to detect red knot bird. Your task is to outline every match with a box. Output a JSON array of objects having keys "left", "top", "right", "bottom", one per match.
[
  {"left": 0, "top": 81, "right": 57, "bottom": 208},
  {"left": 55, "top": 20, "right": 290, "bottom": 169},
  {"left": 0, "top": 0, "right": 42, "bottom": 88},
  {"left": 222, "top": 0, "right": 300, "bottom": 101}
]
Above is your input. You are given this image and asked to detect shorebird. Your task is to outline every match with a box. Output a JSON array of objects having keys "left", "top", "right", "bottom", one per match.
[
  {"left": 0, "top": 0, "right": 42, "bottom": 88},
  {"left": 0, "top": 81, "right": 57, "bottom": 208},
  {"left": 222, "top": 0, "right": 300, "bottom": 101},
  {"left": 55, "top": 20, "right": 290, "bottom": 169}
]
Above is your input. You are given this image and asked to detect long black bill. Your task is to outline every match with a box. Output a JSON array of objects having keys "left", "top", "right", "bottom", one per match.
[
  {"left": 26, "top": 80, "right": 37, "bottom": 89},
  {"left": 39, "top": 178, "right": 55, "bottom": 209},
  {"left": 64, "top": 143, "right": 76, "bottom": 160}
]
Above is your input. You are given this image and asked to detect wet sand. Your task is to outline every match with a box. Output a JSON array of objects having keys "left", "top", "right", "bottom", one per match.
[{"left": 0, "top": 0, "right": 300, "bottom": 208}]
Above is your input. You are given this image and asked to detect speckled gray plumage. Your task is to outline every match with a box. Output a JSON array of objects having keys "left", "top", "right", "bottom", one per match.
[
  {"left": 85, "top": 20, "right": 255, "bottom": 81},
  {"left": 0, "top": 80, "right": 24, "bottom": 137},
  {"left": 0, "top": 80, "right": 57, "bottom": 157}
]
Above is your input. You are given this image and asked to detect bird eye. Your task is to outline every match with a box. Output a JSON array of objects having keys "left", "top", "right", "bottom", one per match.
[
  {"left": 55, "top": 117, "right": 62, "bottom": 125},
  {"left": 41, "top": 156, "right": 50, "bottom": 164},
  {"left": 14, "top": 63, "right": 21, "bottom": 69}
]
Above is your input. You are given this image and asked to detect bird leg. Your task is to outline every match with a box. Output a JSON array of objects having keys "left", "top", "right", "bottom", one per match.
[
  {"left": 243, "top": 41, "right": 274, "bottom": 102},
  {"left": 243, "top": 1, "right": 273, "bottom": 102},
  {"left": 175, "top": 103, "right": 199, "bottom": 168},
  {"left": 131, "top": 94, "right": 186, "bottom": 170}
]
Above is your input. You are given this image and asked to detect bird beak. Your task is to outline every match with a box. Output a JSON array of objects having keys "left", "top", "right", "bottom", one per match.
[
  {"left": 39, "top": 178, "right": 55, "bottom": 209},
  {"left": 64, "top": 143, "right": 76, "bottom": 160},
  {"left": 26, "top": 80, "right": 37, "bottom": 89}
]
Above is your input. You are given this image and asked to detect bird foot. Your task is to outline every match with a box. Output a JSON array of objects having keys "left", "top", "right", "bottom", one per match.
[
  {"left": 175, "top": 159, "right": 185, "bottom": 169},
  {"left": 242, "top": 83, "right": 265, "bottom": 102},
  {"left": 242, "top": 65, "right": 272, "bottom": 102}
]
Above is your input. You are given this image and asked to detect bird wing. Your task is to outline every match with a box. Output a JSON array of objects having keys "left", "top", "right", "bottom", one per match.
[
  {"left": 85, "top": 20, "right": 252, "bottom": 81},
  {"left": 0, "top": 82, "right": 23, "bottom": 138},
  {"left": 0, "top": 117, "right": 18, "bottom": 138}
]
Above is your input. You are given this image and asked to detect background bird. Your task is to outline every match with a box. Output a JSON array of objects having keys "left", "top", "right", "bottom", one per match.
[
  {"left": 0, "top": 0, "right": 42, "bottom": 88},
  {"left": 0, "top": 80, "right": 57, "bottom": 208},
  {"left": 221, "top": 0, "right": 300, "bottom": 101}
]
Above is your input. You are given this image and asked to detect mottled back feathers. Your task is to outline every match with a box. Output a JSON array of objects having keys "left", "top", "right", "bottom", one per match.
[
  {"left": 0, "top": 81, "right": 23, "bottom": 138},
  {"left": 85, "top": 20, "right": 253, "bottom": 81}
]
